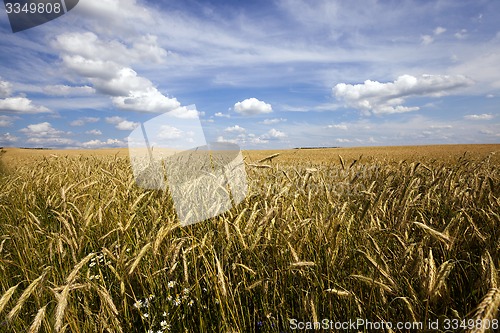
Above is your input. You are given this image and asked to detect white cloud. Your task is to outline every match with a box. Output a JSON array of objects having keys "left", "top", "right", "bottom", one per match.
[
  {"left": 43, "top": 85, "right": 95, "bottom": 96},
  {"left": 0, "top": 97, "right": 51, "bottom": 114},
  {"left": 429, "top": 125, "right": 453, "bottom": 129},
  {"left": 464, "top": 113, "right": 495, "bottom": 120},
  {"left": 336, "top": 138, "right": 351, "bottom": 143},
  {"left": 327, "top": 124, "right": 348, "bottom": 130},
  {"left": 105, "top": 116, "right": 139, "bottom": 130},
  {"left": 53, "top": 32, "right": 165, "bottom": 66},
  {"left": 260, "top": 118, "right": 287, "bottom": 125},
  {"left": 116, "top": 121, "right": 138, "bottom": 131},
  {"left": 249, "top": 137, "right": 269, "bottom": 144},
  {"left": 333, "top": 74, "right": 474, "bottom": 115},
  {"left": 262, "top": 128, "right": 287, "bottom": 140},
  {"left": 214, "top": 112, "right": 230, "bottom": 118},
  {"left": 20, "top": 122, "right": 65, "bottom": 137},
  {"left": 53, "top": 32, "right": 182, "bottom": 114},
  {"left": 157, "top": 125, "right": 183, "bottom": 139},
  {"left": 95, "top": 68, "right": 155, "bottom": 96},
  {"left": 82, "top": 138, "right": 124, "bottom": 148},
  {"left": 224, "top": 125, "right": 246, "bottom": 133},
  {"left": 76, "top": 0, "right": 153, "bottom": 31},
  {"left": 0, "top": 79, "right": 12, "bottom": 98},
  {"left": 0, "top": 115, "right": 16, "bottom": 127},
  {"left": 70, "top": 117, "right": 100, "bottom": 126},
  {"left": 61, "top": 55, "right": 122, "bottom": 79},
  {"left": 234, "top": 98, "right": 272, "bottom": 116},
  {"left": 0, "top": 132, "right": 18, "bottom": 143},
  {"left": 105, "top": 116, "right": 125, "bottom": 124},
  {"left": 166, "top": 106, "right": 200, "bottom": 119},
  {"left": 421, "top": 27, "right": 446, "bottom": 45},
  {"left": 26, "top": 137, "right": 76, "bottom": 146},
  {"left": 421, "top": 35, "right": 434, "bottom": 45},
  {"left": 216, "top": 136, "right": 238, "bottom": 144},
  {"left": 434, "top": 27, "right": 446, "bottom": 35},
  {"left": 455, "top": 29, "right": 467, "bottom": 39},
  {"left": 86, "top": 129, "right": 102, "bottom": 135},
  {"left": 112, "top": 86, "right": 181, "bottom": 113}
]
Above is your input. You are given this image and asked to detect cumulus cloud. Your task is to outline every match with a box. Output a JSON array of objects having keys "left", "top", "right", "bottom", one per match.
[
  {"left": 421, "top": 35, "right": 434, "bottom": 45},
  {"left": 18, "top": 122, "right": 75, "bottom": 147},
  {"left": 262, "top": 128, "right": 287, "bottom": 140},
  {"left": 70, "top": 117, "right": 100, "bottom": 126},
  {"left": 86, "top": 129, "right": 102, "bottom": 135},
  {"left": 327, "top": 124, "right": 348, "bottom": 130},
  {"left": 157, "top": 125, "right": 183, "bottom": 139},
  {"left": 0, "top": 79, "right": 13, "bottom": 98},
  {"left": 0, "top": 97, "right": 51, "bottom": 114},
  {"left": 455, "top": 29, "right": 467, "bottom": 39},
  {"left": 214, "top": 112, "right": 230, "bottom": 118},
  {"left": 216, "top": 136, "right": 238, "bottom": 144},
  {"left": 0, "top": 115, "right": 16, "bottom": 127},
  {"left": 111, "top": 85, "right": 181, "bottom": 113},
  {"left": 333, "top": 74, "right": 474, "bottom": 115},
  {"left": 434, "top": 26, "right": 446, "bottom": 35},
  {"left": 464, "top": 113, "right": 494, "bottom": 120},
  {"left": 234, "top": 98, "right": 272, "bottom": 116},
  {"left": 105, "top": 116, "right": 139, "bottom": 130},
  {"left": 0, "top": 132, "right": 18, "bottom": 144},
  {"left": 53, "top": 32, "right": 165, "bottom": 66},
  {"left": 20, "top": 122, "right": 66, "bottom": 137},
  {"left": 116, "top": 121, "right": 139, "bottom": 131},
  {"left": 43, "top": 85, "right": 95, "bottom": 96},
  {"left": 52, "top": 32, "right": 192, "bottom": 116},
  {"left": 260, "top": 118, "right": 287, "bottom": 125},
  {"left": 421, "top": 26, "right": 446, "bottom": 45},
  {"left": 26, "top": 137, "right": 76, "bottom": 146},
  {"left": 82, "top": 138, "right": 124, "bottom": 148},
  {"left": 77, "top": 0, "right": 153, "bottom": 32},
  {"left": 224, "top": 125, "right": 246, "bottom": 133}
]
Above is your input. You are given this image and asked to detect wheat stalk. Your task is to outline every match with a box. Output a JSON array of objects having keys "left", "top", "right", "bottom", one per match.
[
  {"left": 0, "top": 283, "right": 19, "bottom": 315},
  {"left": 28, "top": 305, "right": 47, "bottom": 333},
  {"left": 468, "top": 288, "right": 500, "bottom": 333},
  {"left": 7, "top": 268, "right": 49, "bottom": 321}
]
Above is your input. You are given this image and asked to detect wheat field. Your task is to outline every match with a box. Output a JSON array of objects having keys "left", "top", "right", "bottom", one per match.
[{"left": 0, "top": 145, "right": 498, "bottom": 332}]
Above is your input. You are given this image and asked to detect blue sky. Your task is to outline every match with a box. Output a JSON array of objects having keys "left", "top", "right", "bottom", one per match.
[{"left": 0, "top": 0, "right": 499, "bottom": 149}]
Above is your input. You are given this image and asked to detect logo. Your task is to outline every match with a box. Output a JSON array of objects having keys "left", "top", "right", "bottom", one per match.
[
  {"left": 4, "top": 0, "right": 79, "bottom": 33},
  {"left": 127, "top": 109, "right": 248, "bottom": 227}
]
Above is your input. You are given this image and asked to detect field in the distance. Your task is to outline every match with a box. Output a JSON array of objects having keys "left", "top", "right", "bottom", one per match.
[
  {"left": 1, "top": 144, "right": 499, "bottom": 165},
  {"left": 0, "top": 144, "right": 499, "bottom": 332}
]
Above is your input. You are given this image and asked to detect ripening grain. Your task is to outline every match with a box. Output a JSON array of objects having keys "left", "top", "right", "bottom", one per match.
[{"left": 0, "top": 145, "right": 498, "bottom": 332}]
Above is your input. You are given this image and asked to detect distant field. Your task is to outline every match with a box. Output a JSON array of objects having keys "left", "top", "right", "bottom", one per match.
[
  {"left": 0, "top": 144, "right": 499, "bottom": 332},
  {"left": 1, "top": 144, "right": 499, "bottom": 167}
]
